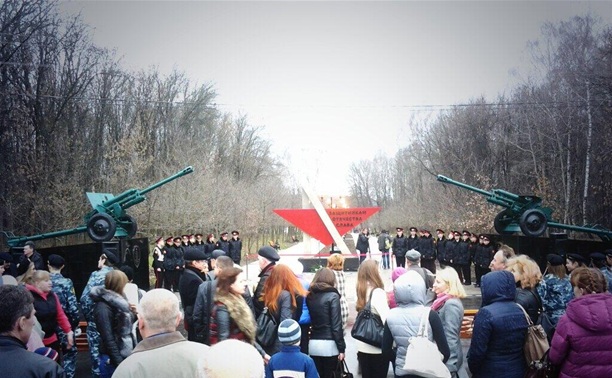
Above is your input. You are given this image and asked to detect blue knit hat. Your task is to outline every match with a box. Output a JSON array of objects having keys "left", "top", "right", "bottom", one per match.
[
  {"left": 277, "top": 319, "right": 301, "bottom": 345},
  {"left": 34, "top": 347, "right": 59, "bottom": 362}
]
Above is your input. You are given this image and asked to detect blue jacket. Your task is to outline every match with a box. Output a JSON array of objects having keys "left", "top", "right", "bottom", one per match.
[
  {"left": 265, "top": 345, "right": 318, "bottom": 378},
  {"left": 468, "top": 270, "right": 528, "bottom": 378}
]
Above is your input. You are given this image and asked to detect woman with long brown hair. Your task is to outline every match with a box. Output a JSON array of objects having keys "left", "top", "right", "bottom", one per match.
[
  {"left": 261, "top": 264, "right": 307, "bottom": 355},
  {"left": 209, "top": 267, "right": 257, "bottom": 345},
  {"left": 91, "top": 270, "right": 136, "bottom": 378},
  {"left": 307, "top": 267, "right": 346, "bottom": 378},
  {"left": 355, "top": 260, "right": 390, "bottom": 378}
]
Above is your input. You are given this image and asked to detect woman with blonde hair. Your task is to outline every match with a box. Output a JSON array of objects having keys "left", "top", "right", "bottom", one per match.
[
  {"left": 355, "top": 260, "right": 390, "bottom": 378},
  {"left": 26, "top": 270, "right": 74, "bottom": 357},
  {"left": 432, "top": 267, "right": 468, "bottom": 378},
  {"left": 549, "top": 267, "right": 612, "bottom": 377},
  {"left": 327, "top": 253, "right": 349, "bottom": 329},
  {"left": 506, "top": 254, "right": 543, "bottom": 324},
  {"left": 261, "top": 264, "right": 307, "bottom": 355},
  {"left": 91, "top": 270, "right": 136, "bottom": 378}
]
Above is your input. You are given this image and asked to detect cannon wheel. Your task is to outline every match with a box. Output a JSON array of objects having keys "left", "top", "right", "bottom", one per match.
[
  {"left": 519, "top": 209, "right": 548, "bottom": 237},
  {"left": 494, "top": 210, "right": 515, "bottom": 235},
  {"left": 87, "top": 213, "right": 117, "bottom": 242},
  {"left": 121, "top": 214, "right": 138, "bottom": 239}
]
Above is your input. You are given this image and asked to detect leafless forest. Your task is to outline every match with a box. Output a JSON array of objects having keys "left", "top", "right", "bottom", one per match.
[
  {"left": 349, "top": 15, "right": 612, "bottom": 236},
  {"left": 1, "top": 2, "right": 610, "bottom": 252}
]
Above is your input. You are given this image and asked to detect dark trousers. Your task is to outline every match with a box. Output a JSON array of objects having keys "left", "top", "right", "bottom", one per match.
[
  {"left": 154, "top": 269, "right": 164, "bottom": 289},
  {"left": 164, "top": 270, "right": 180, "bottom": 291},
  {"left": 312, "top": 355, "right": 339, "bottom": 378},
  {"left": 452, "top": 263, "right": 464, "bottom": 282},
  {"left": 475, "top": 265, "right": 490, "bottom": 285},
  {"left": 358, "top": 250, "right": 368, "bottom": 264},
  {"left": 395, "top": 255, "right": 405, "bottom": 268},
  {"left": 358, "top": 352, "right": 390, "bottom": 378},
  {"left": 299, "top": 324, "right": 310, "bottom": 354},
  {"left": 461, "top": 264, "right": 472, "bottom": 285},
  {"left": 421, "top": 258, "right": 436, "bottom": 274}
]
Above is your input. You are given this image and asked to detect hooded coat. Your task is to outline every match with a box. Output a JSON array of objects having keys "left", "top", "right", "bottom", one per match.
[
  {"left": 91, "top": 286, "right": 136, "bottom": 367},
  {"left": 383, "top": 270, "right": 450, "bottom": 377},
  {"left": 549, "top": 293, "right": 612, "bottom": 377},
  {"left": 467, "top": 270, "right": 528, "bottom": 378}
]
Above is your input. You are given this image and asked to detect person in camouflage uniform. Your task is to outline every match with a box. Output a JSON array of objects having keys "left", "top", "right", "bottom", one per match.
[
  {"left": 80, "top": 251, "right": 118, "bottom": 377},
  {"left": 48, "top": 254, "right": 80, "bottom": 378},
  {"left": 536, "top": 254, "right": 573, "bottom": 325},
  {"left": 590, "top": 252, "right": 612, "bottom": 293}
]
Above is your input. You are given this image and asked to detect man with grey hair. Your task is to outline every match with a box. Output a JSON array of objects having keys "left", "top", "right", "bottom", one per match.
[
  {"left": 405, "top": 249, "right": 436, "bottom": 305},
  {"left": 112, "top": 289, "right": 209, "bottom": 378},
  {"left": 203, "top": 339, "right": 264, "bottom": 378}
]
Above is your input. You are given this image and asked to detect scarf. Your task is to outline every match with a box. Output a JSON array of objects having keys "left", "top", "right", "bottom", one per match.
[
  {"left": 214, "top": 291, "right": 256, "bottom": 343},
  {"left": 431, "top": 292, "right": 454, "bottom": 311}
]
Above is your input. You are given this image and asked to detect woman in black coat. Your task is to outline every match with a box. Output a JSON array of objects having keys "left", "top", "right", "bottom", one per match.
[
  {"left": 306, "top": 268, "right": 346, "bottom": 378},
  {"left": 91, "top": 270, "right": 136, "bottom": 378}
]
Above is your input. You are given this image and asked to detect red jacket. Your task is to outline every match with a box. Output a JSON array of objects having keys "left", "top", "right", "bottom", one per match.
[
  {"left": 549, "top": 293, "right": 612, "bottom": 377},
  {"left": 26, "top": 284, "right": 72, "bottom": 346}
]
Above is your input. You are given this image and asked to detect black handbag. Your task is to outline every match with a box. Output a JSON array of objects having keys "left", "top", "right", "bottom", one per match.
[
  {"left": 524, "top": 350, "right": 560, "bottom": 378},
  {"left": 350, "top": 290, "right": 384, "bottom": 347},
  {"left": 332, "top": 360, "right": 353, "bottom": 378},
  {"left": 536, "top": 312, "right": 556, "bottom": 342},
  {"left": 255, "top": 307, "right": 278, "bottom": 347}
]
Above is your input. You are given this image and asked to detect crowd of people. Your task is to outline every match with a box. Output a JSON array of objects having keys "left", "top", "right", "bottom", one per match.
[{"left": 2, "top": 231, "right": 612, "bottom": 378}]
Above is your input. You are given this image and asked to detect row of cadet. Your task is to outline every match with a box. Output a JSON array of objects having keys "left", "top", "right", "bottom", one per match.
[
  {"left": 149, "top": 231, "right": 243, "bottom": 292},
  {"left": 363, "top": 227, "right": 497, "bottom": 285}
]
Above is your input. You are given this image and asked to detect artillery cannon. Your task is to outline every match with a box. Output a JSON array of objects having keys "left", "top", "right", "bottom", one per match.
[
  {"left": 437, "top": 175, "right": 612, "bottom": 241},
  {"left": 4, "top": 166, "right": 194, "bottom": 248}
]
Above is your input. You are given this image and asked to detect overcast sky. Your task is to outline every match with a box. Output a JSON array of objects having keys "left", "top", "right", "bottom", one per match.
[{"left": 59, "top": 1, "right": 612, "bottom": 195}]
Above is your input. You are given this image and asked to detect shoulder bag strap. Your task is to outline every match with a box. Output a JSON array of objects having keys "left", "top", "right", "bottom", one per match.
[
  {"left": 516, "top": 303, "right": 533, "bottom": 325},
  {"left": 528, "top": 288, "right": 543, "bottom": 314},
  {"left": 417, "top": 308, "right": 430, "bottom": 338}
]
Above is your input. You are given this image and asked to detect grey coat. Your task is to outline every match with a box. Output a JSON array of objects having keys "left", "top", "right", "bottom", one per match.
[{"left": 437, "top": 297, "right": 469, "bottom": 377}]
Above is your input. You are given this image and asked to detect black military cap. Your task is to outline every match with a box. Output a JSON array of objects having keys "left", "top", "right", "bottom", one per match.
[
  {"left": 195, "top": 233, "right": 203, "bottom": 238},
  {"left": 103, "top": 251, "right": 119, "bottom": 265},
  {"left": 453, "top": 231, "right": 461, "bottom": 237},
  {"left": 47, "top": 254, "right": 65, "bottom": 268},
  {"left": 462, "top": 230, "right": 471, "bottom": 236},
  {"left": 220, "top": 232, "right": 229, "bottom": 236},
  {"left": 590, "top": 252, "right": 606, "bottom": 262},
  {"left": 436, "top": 229, "right": 444, "bottom": 234},
  {"left": 211, "top": 249, "right": 226, "bottom": 259},
  {"left": 481, "top": 235, "right": 490, "bottom": 241},
  {"left": 546, "top": 254, "right": 564, "bottom": 266},
  {"left": 409, "top": 227, "right": 418, "bottom": 232},
  {"left": 231, "top": 230, "right": 239, "bottom": 236},
  {"left": 165, "top": 237, "right": 174, "bottom": 244},
  {"left": 396, "top": 227, "right": 404, "bottom": 232},
  {"left": 566, "top": 253, "right": 586, "bottom": 263},
  {"left": 185, "top": 248, "right": 207, "bottom": 261},
  {"left": 173, "top": 237, "right": 182, "bottom": 242},
  {"left": 257, "top": 245, "right": 280, "bottom": 262}
]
